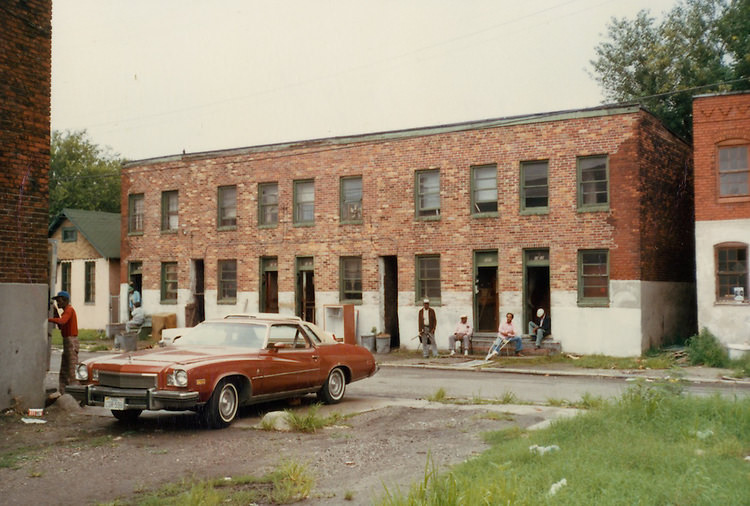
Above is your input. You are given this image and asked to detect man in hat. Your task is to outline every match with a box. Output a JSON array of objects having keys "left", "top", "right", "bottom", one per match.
[
  {"left": 529, "top": 308, "right": 551, "bottom": 349},
  {"left": 449, "top": 314, "right": 472, "bottom": 356},
  {"left": 48, "top": 291, "right": 79, "bottom": 394},
  {"left": 417, "top": 298, "right": 438, "bottom": 358},
  {"left": 128, "top": 282, "right": 141, "bottom": 317}
]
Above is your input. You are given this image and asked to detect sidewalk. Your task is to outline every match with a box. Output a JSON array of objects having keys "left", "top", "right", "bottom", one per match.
[{"left": 374, "top": 350, "right": 750, "bottom": 386}]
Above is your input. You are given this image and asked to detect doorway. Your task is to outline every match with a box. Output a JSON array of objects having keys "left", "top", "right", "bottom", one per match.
[
  {"left": 524, "top": 249, "right": 550, "bottom": 326},
  {"left": 260, "top": 257, "right": 279, "bottom": 313},
  {"left": 381, "top": 256, "right": 400, "bottom": 347},
  {"left": 296, "top": 257, "right": 315, "bottom": 323},
  {"left": 189, "top": 259, "right": 205, "bottom": 326},
  {"left": 474, "top": 251, "right": 499, "bottom": 332}
]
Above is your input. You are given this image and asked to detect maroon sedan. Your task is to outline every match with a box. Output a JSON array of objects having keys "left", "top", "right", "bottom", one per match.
[{"left": 67, "top": 315, "right": 377, "bottom": 428}]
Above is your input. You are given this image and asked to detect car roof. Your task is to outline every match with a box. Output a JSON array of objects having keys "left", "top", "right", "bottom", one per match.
[{"left": 222, "top": 313, "right": 302, "bottom": 322}]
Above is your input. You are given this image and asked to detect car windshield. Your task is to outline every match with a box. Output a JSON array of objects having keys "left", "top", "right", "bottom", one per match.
[{"left": 173, "top": 322, "right": 266, "bottom": 348}]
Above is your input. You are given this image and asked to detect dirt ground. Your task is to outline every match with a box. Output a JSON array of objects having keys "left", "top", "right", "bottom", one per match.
[{"left": 0, "top": 394, "right": 550, "bottom": 505}]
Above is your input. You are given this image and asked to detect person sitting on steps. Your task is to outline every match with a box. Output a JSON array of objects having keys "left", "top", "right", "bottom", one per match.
[
  {"left": 486, "top": 312, "right": 523, "bottom": 360},
  {"left": 529, "top": 308, "right": 551, "bottom": 349}
]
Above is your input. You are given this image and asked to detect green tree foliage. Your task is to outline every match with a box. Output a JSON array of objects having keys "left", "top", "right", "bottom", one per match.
[
  {"left": 50, "top": 130, "right": 124, "bottom": 222},
  {"left": 590, "top": 0, "right": 750, "bottom": 139}
]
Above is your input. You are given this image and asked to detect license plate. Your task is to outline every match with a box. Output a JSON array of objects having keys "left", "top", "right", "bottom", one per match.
[{"left": 104, "top": 396, "right": 125, "bottom": 410}]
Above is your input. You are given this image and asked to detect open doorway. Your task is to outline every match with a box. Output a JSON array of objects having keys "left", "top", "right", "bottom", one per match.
[
  {"left": 188, "top": 259, "right": 205, "bottom": 326},
  {"left": 524, "top": 249, "right": 550, "bottom": 327},
  {"left": 474, "top": 251, "right": 499, "bottom": 332},
  {"left": 260, "top": 256, "right": 279, "bottom": 313},
  {"left": 296, "top": 257, "right": 315, "bottom": 323},
  {"left": 380, "top": 256, "right": 400, "bottom": 347}
]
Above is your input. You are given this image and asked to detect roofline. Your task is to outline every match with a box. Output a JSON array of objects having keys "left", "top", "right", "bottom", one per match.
[
  {"left": 123, "top": 103, "right": 643, "bottom": 168},
  {"left": 694, "top": 90, "right": 750, "bottom": 100},
  {"left": 48, "top": 208, "right": 121, "bottom": 260}
]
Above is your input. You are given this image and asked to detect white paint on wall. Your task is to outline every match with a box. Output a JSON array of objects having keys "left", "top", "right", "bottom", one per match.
[
  {"left": 57, "top": 258, "right": 114, "bottom": 330},
  {"left": 696, "top": 219, "right": 750, "bottom": 344}
]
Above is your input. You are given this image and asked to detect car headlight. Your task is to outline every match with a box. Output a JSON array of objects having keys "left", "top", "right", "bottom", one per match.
[
  {"left": 75, "top": 364, "right": 88, "bottom": 381},
  {"left": 167, "top": 369, "right": 189, "bottom": 387}
]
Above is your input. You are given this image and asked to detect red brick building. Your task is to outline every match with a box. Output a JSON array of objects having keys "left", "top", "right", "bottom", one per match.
[
  {"left": 0, "top": 0, "right": 52, "bottom": 410},
  {"left": 122, "top": 104, "right": 694, "bottom": 356},
  {"left": 693, "top": 92, "right": 750, "bottom": 346}
]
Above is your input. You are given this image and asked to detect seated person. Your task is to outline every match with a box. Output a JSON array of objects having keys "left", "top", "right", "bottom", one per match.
[
  {"left": 125, "top": 301, "right": 145, "bottom": 333},
  {"left": 486, "top": 312, "right": 523, "bottom": 360},
  {"left": 529, "top": 308, "right": 551, "bottom": 349},
  {"left": 449, "top": 314, "right": 473, "bottom": 356}
]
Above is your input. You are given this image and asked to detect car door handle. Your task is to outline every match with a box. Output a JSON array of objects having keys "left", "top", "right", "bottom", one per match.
[{"left": 312, "top": 355, "right": 319, "bottom": 361}]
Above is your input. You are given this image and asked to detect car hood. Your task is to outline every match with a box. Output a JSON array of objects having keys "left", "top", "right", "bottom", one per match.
[{"left": 89, "top": 346, "right": 258, "bottom": 368}]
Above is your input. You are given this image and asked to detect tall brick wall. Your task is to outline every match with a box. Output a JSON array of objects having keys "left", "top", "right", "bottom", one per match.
[
  {"left": 0, "top": 0, "right": 52, "bottom": 284},
  {"left": 693, "top": 92, "right": 750, "bottom": 221},
  {"left": 122, "top": 108, "right": 690, "bottom": 301}
]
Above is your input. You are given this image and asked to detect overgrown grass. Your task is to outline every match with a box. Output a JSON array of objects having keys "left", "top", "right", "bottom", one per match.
[
  {"left": 380, "top": 381, "right": 750, "bottom": 505},
  {"left": 687, "top": 328, "right": 730, "bottom": 368},
  {"left": 111, "top": 459, "right": 313, "bottom": 505},
  {"left": 282, "top": 404, "right": 343, "bottom": 433},
  {"left": 50, "top": 328, "right": 107, "bottom": 347}
]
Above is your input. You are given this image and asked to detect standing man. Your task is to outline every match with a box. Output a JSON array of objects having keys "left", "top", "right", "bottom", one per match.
[
  {"left": 449, "top": 314, "right": 473, "bottom": 356},
  {"left": 486, "top": 312, "right": 523, "bottom": 359},
  {"left": 48, "top": 291, "right": 78, "bottom": 394},
  {"left": 418, "top": 298, "right": 438, "bottom": 358},
  {"left": 529, "top": 308, "right": 551, "bottom": 349}
]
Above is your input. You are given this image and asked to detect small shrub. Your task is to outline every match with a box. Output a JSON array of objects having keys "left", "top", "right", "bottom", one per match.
[
  {"left": 284, "top": 404, "right": 341, "bottom": 433},
  {"left": 426, "top": 388, "right": 447, "bottom": 402},
  {"left": 686, "top": 328, "right": 729, "bottom": 368}
]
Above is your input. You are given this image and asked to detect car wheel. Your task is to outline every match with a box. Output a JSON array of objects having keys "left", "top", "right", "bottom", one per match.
[
  {"left": 318, "top": 367, "right": 346, "bottom": 404},
  {"left": 111, "top": 409, "right": 142, "bottom": 423},
  {"left": 202, "top": 379, "right": 239, "bottom": 429}
]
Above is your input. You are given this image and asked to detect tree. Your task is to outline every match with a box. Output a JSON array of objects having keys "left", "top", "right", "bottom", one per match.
[
  {"left": 50, "top": 130, "right": 124, "bottom": 222},
  {"left": 590, "top": 0, "right": 749, "bottom": 139}
]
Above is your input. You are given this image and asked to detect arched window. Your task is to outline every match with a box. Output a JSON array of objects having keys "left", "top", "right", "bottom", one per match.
[{"left": 715, "top": 242, "right": 748, "bottom": 302}]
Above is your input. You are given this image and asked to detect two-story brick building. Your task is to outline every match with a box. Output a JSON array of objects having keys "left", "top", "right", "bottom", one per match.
[
  {"left": 122, "top": 104, "right": 694, "bottom": 357},
  {"left": 693, "top": 91, "right": 750, "bottom": 345}
]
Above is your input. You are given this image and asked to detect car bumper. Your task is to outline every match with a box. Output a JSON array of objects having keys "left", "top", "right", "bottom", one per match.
[{"left": 66, "top": 384, "right": 201, "bottom": 411}]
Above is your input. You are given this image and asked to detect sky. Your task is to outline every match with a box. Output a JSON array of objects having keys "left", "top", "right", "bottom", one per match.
[{"left": 51, "top": 0, "right": 678, "bottom": 161}]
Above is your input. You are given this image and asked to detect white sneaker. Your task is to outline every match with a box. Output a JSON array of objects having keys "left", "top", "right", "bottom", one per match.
[
  {"left": 449, "top": 350, "right": 455, "bottom": 356},
  {"left": 464, "top": 350, "right": 468, "bottom": 356}
]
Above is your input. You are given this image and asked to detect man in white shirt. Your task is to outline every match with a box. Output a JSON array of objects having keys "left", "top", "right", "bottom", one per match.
[{"left": 449, "top": 314, "right": 472, "bottom": 356}]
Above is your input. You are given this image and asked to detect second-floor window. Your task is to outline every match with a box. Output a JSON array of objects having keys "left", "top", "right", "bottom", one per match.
[
  {"left": 578, "top": 155, "right": 609, "bottom": 210},
  {"left": 294, "top": 180, "right": 315, "bottom": 224},
  {"left": 161, "top": 190, "right": 178, "bottom": 231},
  {"left": 471, "top": 164, "right": 498, "bottom": 215},
  {"left": 416, "top": 170, "right": 440, "bottom": 218},
  {"left": 128, "top": 193, "right": 144, "bottom": 233},
  {"left": 218, "top": 259, "right": 238, "bottom": 303},
  {"left": 340, "top": 176, "right": 363, "bottom": 223},
  {"left": 719, "top": 145, "right": 749, "bottom": 197},
  {"left": 259, "top": 182, "right": 278, "bottom": 226},
  {"left": 218, "top": 185, "right": 237, "bottom": 229},
  {"left": 521, "top": 160, "right": 549, "bottom": 211}
]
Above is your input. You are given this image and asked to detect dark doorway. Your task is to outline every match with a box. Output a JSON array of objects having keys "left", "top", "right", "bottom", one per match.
[
  {"left": 381, "top": 256, "right": 400, "bottom": 347},
  {"left": 260, "top": 257, "right": 279, "bottom": 313},
  {"left": 524, "top": 249, "right": 550, "bottom": 327},
  {"left": 189, "top": 259, "right": 205, "bottom": 326},
  {"left": 296, "top": 257, "right": 315, "bottom": 323},
  {"left": 474, "top": 251, "right": 499, "bottom": 332}
]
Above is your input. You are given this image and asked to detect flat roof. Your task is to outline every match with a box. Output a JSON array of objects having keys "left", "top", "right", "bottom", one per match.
[{"left": 124, "top": 103, "right": 643, "bottom": 168}]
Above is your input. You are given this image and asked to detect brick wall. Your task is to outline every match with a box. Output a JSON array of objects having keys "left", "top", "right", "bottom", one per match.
[
  {"left": 0, "top": 0, "right": 52, "bottom": 284},
  {"left": 693, "top": 92, "right": 750, "bottom": 222},
  {"left": 122, "top": 107, "right": 692, "bottom": 300}
]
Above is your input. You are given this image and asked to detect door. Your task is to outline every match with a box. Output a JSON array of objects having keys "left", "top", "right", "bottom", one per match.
[
  {"left": 190, "top": 260, "right": 205, "bottom": 326},
  {"left": 296, "top": 257, "right": 315, "bottom": 323},
  {"left": 474, "top": 251, "right": 499, "bottom": 332},
  {"left": 260, "top": 257, "right": 279, "bottom": 313},
  {"left": 381, "top": 256, "right": 400, "bottom": 347},
  {"left": 524, "top": 249, "right": 550, "bottom": 327},
  {"left": 257, "top": 323, "right": 320, "bottom": 393}
]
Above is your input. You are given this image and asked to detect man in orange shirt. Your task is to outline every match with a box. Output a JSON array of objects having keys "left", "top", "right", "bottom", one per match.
[{"left": 48, "top": 291, "right": 79, "bottom": 394}]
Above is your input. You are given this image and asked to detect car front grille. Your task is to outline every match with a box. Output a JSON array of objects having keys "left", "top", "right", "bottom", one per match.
[{"left": 97, "top": 371, "right": 157, "bottom": 389}]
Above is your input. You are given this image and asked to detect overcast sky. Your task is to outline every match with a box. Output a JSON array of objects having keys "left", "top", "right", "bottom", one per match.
[{"left": 51, "top": 0, "right": 677, "bottom": 161}]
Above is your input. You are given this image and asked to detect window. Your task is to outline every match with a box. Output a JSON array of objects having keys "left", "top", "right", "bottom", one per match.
[
  {"left": 718, "top": 145, "right": 749, "bottom": 197},
  {"left": 471, "top": 164, "right": 498, "bottom": 215},
  {"left": 294, "top": 180, "right": 314, "bottom": 224},
  {"left": 340, "top": 176, "right": 363, "bottom": 223},
  {"left": 258, "top": 182, "right": 278, "bottom": 226},
  {"left": 61, "top": 262, "right": 71, "bottom": 294},
  {"left": 161, "top": 262, "right": 178, "bottom": 303},
  {"left": 161, "top": 190, "right": 178, "bottom": 231},
  {"left": 416, "top": 170, "right": 440, "bottom": 218},
  {"left": 578, "top": 250, "right": 609, "bottom": 305},
  {"left": 416, "top": 255, "right": 441, "bottom": 302},
  {"left": 578, "top": 156, "right": 609, "bottom": 210},
  {"left": 340, "top": 256, "right": 363, "bottom": 302},
  {"left": 62, "top": 227, "right": 77, "bottom": 242},
  {"left": 84, "top": 261, "right": 95, "bottom": 303},
  {"left": 521, "top": 160, "right": 549, "bottom": 211},
  {"left": 716, "top": 243, "right": 748, "bottom": 302},
  {"left": 218, "top": 260, "right": 237, "bottom": 303},
  {"left": 128, "top": 193, "right": 144, "bottom": 233},
  {"left": 218, "top": 185, "right": 237, "bottom": 228}
]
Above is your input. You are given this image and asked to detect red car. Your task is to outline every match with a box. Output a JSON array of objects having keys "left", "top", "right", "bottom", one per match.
[{"left": 67, "top": 315, "right": 377, "bottom": 428}]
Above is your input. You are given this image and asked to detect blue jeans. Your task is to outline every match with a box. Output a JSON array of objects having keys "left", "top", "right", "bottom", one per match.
[
  {"left": 489, "top": 335, "right": 522, "bottom": 354},
  {"left": 529, "top": 322, "right": 547, "bottom": 347}
]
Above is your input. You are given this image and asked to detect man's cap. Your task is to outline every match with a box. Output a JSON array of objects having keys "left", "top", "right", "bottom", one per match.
[
  {"left": 423, "top": 298, "right": 430, "bottom": 304},
  {"left": 53, "top": 290, "right": 70, "bottom": 300},
  {"left": 460, "top": 314, "right": 468, "bottom": 319},
  {"left": 537, "top": 308, "right": 545, "bottom": 317}
]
